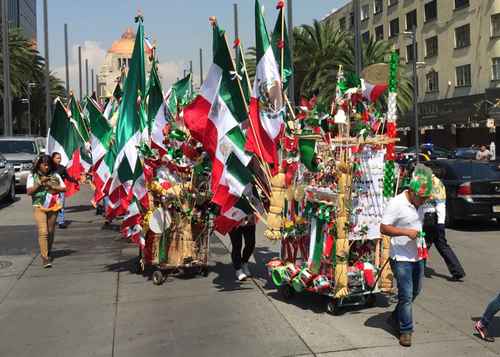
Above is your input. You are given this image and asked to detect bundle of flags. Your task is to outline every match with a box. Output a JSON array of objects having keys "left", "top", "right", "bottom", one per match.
[{"left": 45, "top": 1, "right": 296, "bottom": 247}]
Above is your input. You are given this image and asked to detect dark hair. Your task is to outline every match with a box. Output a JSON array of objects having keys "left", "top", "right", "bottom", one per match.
[
  {"left": 33, "top": 155, "right": 53, "bottom": 175},
  {"left": 51, "top": 152, "right": 61, "bottom": 160}
]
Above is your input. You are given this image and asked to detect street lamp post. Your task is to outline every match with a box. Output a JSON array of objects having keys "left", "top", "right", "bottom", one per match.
[
  {"left": 21, "top": 83, "right": 36, "bottom": 136},
  {"left": 403, "top": 26, "right": 423, "bottom": 163}
]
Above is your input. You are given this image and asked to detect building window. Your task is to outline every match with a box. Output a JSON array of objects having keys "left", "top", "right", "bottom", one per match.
[
  {"left": 389, "top": 18, "right": 399, "bottom": 37},
  {"left": 361, "top": 4, "right": 370, "bottom": 21},
  {"left": 492, "top": 58, "right": 500, "bottom": 80},
  {"left": 455, "top": 24, "right": 470, "bottom": 49},
  {"left": 117, "top": 58, "right": 121, "bottom": 69},
  {"left": 406, "top": 9, "right": 417, "bottom": 31},
  {"left": 456, "top": 64, "right": 471, "bottom": 87},
  {"left": 426, "top": 71, "right": 439, "bottom": 92},
  {"left": 406, "top": 43, "right": 417, "bottom": 62},
  {"left": 424, "top": 1, "right": 437, "bottom": 23},
  {"left": 454, "top": 0, "right": 469, "bottom": 9},
  {"left": 425, "top": 36, "right": 438, "bottom": 58},
  {"left": 492, "top": 14, "right": 500, "bottom": 37},
  {"left": 362, "top": 31, "right": 370, "bottom": 43},
  {"left": 350, "top": 12, "right": 355, "bottom": 27},
  {"left": 339, "top": 17, "right": 346, "bottom": 31},
  {"left": 375, "top": 25, "right": 384, "bottom": 41},
  {"left": 388, "top": 0, "right": 398, "bottom": 7},
  {"left": 374, "top": 0, "right": 383, "bottom": 15}
]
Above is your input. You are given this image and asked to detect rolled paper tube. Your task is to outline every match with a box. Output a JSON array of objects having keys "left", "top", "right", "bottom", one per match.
[
  {"left": 387, "top": 122, "right": 397, "bottom": 137},
  {"left": 292, "top": 276, "right": 305, "bottom": 292},
  {"left": 271, "top": 267, "right": 287, "bottom": 287}
]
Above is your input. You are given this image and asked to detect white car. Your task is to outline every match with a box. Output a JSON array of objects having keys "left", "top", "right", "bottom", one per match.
[{"left": 0, "top": 137, "right": 45, "bottom": 188}]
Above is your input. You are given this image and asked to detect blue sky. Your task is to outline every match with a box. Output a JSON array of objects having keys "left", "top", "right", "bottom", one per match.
[{"left": 36, "top": 0, "right": 348, "bottom": 93}]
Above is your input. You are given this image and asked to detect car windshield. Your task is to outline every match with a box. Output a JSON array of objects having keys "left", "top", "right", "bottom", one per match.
[
  {"left": 0, "top": 140, "right": 36, "bottom": 154},
  {"left": 447, "top": 162, "right": 500, "bottom": 180}
]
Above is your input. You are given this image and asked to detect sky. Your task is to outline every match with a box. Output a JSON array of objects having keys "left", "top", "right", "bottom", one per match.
[{"left": 36, "top": 0, "right": 349, "bottom": 94}]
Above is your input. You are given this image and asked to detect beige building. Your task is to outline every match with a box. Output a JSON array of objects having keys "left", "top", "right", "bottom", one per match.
[
  {"left": 96, "top": 28, "right": 153, "bottom": 99},
  {"left": 325, "top": 0, "right": 500, "bottom": 147}
]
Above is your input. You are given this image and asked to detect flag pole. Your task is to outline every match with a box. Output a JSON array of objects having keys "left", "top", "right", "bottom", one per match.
[
  {"left": 236, "top": 41, "right": 253, "bottom": 100},
  {"left": 280, "top": 2, "right": 285, "bottom": 82}
]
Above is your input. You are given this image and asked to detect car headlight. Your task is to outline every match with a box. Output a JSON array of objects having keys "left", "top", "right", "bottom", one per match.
[{"left": 22, "top": 162, "right": 33, "bottom": 170}]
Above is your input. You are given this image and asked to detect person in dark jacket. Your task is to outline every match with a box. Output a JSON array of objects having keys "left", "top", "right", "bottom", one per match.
[{"left": 51, "top": 152, "right": 80, "bottom": 228}]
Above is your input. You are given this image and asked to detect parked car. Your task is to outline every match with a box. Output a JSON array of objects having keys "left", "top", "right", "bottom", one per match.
[
  {"left": 0, "top": 152, "right": 15, "bottom": 202},
  {"left": 424, "top": 160, "right": 500, "bottom": 226},
  {"left": 0, "top": 136, "right": 45, "bottom": 187},
  {"left": 398, "top": 145, "right": 452, "bottom": 164},
  {"left": 453, "top": 147, "right": 479, "bottom": 160}
]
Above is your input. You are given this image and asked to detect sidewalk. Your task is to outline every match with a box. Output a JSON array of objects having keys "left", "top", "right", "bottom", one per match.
[{"left": 0, "top": 187, "right": 499, "bottom": 356}]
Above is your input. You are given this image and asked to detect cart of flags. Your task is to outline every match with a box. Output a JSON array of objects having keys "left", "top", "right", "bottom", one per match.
[{"left": 45, "top": 1, "right": 403, "bottom": 299}]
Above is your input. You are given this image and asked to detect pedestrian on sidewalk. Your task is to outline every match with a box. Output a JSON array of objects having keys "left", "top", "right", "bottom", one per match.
[
  {"left": 422, "top": 170, "right": 466, "bottom": 281},
  {"left": 26, "top": 155, "right": 66, "bottom": 268},
  {"left": 474, "top": 293, "right": 500, "bottom": 342},
  {"left": 51, "top": 152, "right": 79, "bottom": 229},
  {"left": 381, "top": 164, "right": 433, "bottom": 347},
  {"left": 229, "top": 215, "right": 256, "bottom": 281}
]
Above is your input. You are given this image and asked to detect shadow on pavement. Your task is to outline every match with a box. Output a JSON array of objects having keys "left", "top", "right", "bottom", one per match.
[
  {"left": 424, "top": 266, "right": 452, "bottom": 281},
  {"left": 211, "top": 262, "right": 254, "bottom": 293},
  {"left": 252, "top": 246, "right": 279, "bottom": 290},
  {"left": 105, "top": 256, "right": 140, "bottom": 274},
  {"left": 472, "top": 316, "right": 500, "bottom": 338},
  {"left": 268, "top": 289, "right": 328, "bottom": 314},
  {"left": 51, "top": 249, "right": 77, "bottom": 260},
  {"left": 0, "top": 196, "right": 21, "bottom": 209},
  {"left": 365, "top": 311, "right": 399, "bottom": 338},
  {"left": 64, "top": 205, "right": 94, "bottom": 214}
]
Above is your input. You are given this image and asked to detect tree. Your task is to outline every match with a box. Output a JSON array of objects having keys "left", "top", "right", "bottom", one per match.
[{"left": 1, "top": 27, "right": 66, "bottom": 135}]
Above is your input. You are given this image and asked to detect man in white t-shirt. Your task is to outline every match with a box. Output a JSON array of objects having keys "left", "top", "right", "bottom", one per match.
[{"left": 381, "top": 164, "right": 433, "bottom": 347}]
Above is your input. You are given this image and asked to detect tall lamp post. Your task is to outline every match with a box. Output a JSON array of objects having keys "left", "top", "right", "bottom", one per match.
[
  {"left": 21, "top": 82, "right": 36, "bottom": 136},
  {"left": 403, "top": 26, "right": 425, "bottom": 163}
]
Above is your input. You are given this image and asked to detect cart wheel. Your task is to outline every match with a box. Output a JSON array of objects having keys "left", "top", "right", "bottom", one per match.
[
  {"left": 278, "top": 284, "right": 295, "bottom": 300},
  {"left": 152, "top": 270, "right": 165, "bottom": 286},
  {"left": 200, "top": 266, "right": 209, "bottom": 277},
  {"left": 326, "top": 299, "right": 341, "bottom": 315},
  {"left": 366, "top": 293, "right": 377, "bottom": 307}
]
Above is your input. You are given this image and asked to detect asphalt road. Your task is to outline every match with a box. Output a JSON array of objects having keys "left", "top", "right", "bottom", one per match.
[{"left": 1, "top": 187, "right": 500, "bottom": 356}]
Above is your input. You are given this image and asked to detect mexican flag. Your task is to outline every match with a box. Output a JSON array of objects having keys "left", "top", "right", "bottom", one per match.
[
  {"left": 245, "top": 0, "right": 285, "bottom": 176},
  {"left": 147, "top": 63, "right": 168, "bottom": 157},
  {"left": 271, "top": 1, "right": 293, "bottom": 89},
  {"left": 166, "top": 73, "right": 193, "bottom": 120},
  {"left": 361, "top": 79, "right": 388, "bottom": 103},
  {"left": 87, "top": 97, "right": 114, "bottom": 204},
  {"left": 46, "top": 99, "right": 83, "bottom": 197},
  {"left": 120, "top": 198, "right": 145, "bottom": 247},
  {"left": 69, "top": 94, "right": 90, "bottom": 143},
  {"left": 107, "top": 17, "right": 148, "bottom": 218},
  {"left": 184, "top": 24, "right": 255, "bottom": 233}
]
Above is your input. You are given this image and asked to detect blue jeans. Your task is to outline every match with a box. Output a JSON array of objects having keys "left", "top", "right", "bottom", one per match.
[
  {"left": 480, "top": 293, "right": 500, "bottom": 328},
  {"left": 390, "top": 259, "right": 425, "bottom": 333},
  {"left": 57, "top": 193, "right": 65, "bottom": 224}
]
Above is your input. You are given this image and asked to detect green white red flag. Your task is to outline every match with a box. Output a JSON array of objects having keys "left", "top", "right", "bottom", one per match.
[
  {"left": 245, "top": 0, "right": 285, "bottom": 176},
  {"left": 87, "top": 97, "right": 114, "bottom": 204},
  {"left": 184, "top": 23, "right": 256, "bottom": 233},
  {"left": 107, "top": 16, "right": 149, "bottom": 218},
  {"left": 46, "top": 98, "right": 83, "bottom": 197}
]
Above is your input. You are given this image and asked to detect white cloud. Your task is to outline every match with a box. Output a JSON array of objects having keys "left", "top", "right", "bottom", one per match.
[
  {"left": 157, "top": 60, "right": 187, "bottom": 91},
  {"left": 53, "top": 41, "right": 107, "bottom": 98}
]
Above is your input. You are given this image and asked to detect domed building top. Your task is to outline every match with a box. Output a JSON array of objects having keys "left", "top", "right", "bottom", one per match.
[
  {"left": 109, "top": 28, "right": 136, "bottom": 56},
  {"left": 109, "top": 27, "right": 152, "bottom": 56}
]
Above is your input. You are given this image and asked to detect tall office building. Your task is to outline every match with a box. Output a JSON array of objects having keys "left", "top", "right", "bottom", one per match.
[
  {"left": 3, "top": 0, "right": 37, "bottom": 42},
  {"left": 324, "top": 0, "right": 500, "bottom": 148}
]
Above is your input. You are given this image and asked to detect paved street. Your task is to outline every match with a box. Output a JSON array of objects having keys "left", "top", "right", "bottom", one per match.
[{"left": 0, "top": 187, "right": 500, "bottom": 357}]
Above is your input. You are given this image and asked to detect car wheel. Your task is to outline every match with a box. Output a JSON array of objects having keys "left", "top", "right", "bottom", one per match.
[{"left": 3, "top": 180, "right": 15, "bottom": 203}]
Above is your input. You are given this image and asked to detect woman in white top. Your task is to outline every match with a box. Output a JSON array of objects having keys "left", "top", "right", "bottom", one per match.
[{"left": 26, "top": 155, "right": 66, "bottom": 268}]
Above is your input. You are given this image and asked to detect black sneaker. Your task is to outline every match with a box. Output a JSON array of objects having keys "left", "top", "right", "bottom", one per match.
[
  {"left": 449, "top": 274, "right": 465, "bottom": 282},
  {"left": 58, "top": 223, "right": 67, "bottom": 229},
  {"left": 42, "top": 257, "right": 52, "bottom": 268}
]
